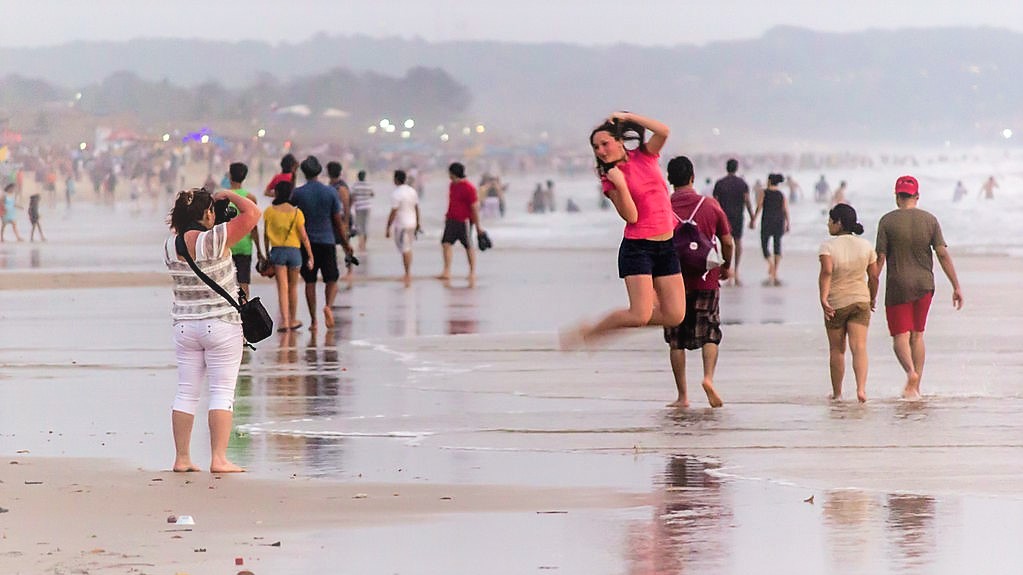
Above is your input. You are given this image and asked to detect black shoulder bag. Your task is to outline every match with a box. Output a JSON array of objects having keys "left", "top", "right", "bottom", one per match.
[{"left": 175, "top": 233, "right": 274, "bottom": 348}]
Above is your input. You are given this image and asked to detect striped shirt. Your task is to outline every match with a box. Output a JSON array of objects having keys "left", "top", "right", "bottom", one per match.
[
  {"left": 163, "top": 223, "right": 242, "bottom": 324},
  {"left": 350, "top": 181, "right": 375, "bottom": 211}
]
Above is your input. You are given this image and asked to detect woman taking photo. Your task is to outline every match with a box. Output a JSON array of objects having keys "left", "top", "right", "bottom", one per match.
[
  {"left": 164, "top": 187, "right": 260, "bottom": 472},
  {"left": 750, "top": 173, "right": 790, "bottom": 286},
  {"left": 263, "top": 180, "right": 314, "bottom": 332},
  {"left": 818, "top": 203, "right": 879, "bottom": 402},
  {"left": 564, "top": 111, "right": 685, "bottom": 345}
]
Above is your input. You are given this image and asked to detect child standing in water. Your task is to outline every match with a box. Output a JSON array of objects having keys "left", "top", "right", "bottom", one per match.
[
  {"left": 563, "top": 112, "right": 685, "bottom": 346},
  {"left": 28, "top": 193, "right": 45, "bottom": 242},
  {"left": 1, "top": 183, "right": 23, "bottom": 242}
]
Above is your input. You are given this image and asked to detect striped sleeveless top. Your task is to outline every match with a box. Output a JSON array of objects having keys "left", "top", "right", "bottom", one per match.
[{"left": 163, "top": 223, "right": 241, "bottom": 324}]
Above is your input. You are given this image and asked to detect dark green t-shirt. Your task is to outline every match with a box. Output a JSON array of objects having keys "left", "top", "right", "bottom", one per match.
[{"left": 875, "top": 207, "right": 946, "bottom": 306}]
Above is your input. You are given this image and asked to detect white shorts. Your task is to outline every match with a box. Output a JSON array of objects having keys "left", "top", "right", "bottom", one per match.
[{"left": 393, "top": 226, "right": 416, "bottom": 254}]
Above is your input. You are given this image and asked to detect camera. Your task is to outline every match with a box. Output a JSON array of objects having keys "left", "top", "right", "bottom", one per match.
[{"left": 212, "top": 198, "right": 237, "bottom": 225}]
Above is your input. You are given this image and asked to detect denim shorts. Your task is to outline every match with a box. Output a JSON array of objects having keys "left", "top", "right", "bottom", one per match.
[
  {"left": 617, "top": 238, "right": 682, "bottom": 278},
  {"left": 269, "top": 246, "right": 302, "bottom": 268}
]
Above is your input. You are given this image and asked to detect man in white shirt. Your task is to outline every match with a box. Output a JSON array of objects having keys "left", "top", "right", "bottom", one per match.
[{"left": 386, "top": 170, "right": 421, "bottom": 287}]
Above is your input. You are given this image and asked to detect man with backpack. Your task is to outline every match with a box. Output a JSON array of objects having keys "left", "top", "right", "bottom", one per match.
[{"left": 664, "top": 156, "right": 734, "bottom": 408}]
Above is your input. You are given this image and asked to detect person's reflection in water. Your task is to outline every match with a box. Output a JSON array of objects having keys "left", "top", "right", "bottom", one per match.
[
  {"left": 29, "top": 248, "right": 41, "bottom": 268},
  {"left": 823, "top": 490, "right": 876, "bottom": 570},
  {"left": 387, "top": 285, "right": 420, "bottom": 338},
  {"left": 303, "top": 328, "right": 344, "bottom": 417},
  {"left": 886, "top": 494, "right": 937, "bottom": 571},
  {"left": 446, "top": 286, "right": 479, "bottom": 335},
  {"left": 627, "top": 455, "right": 728, "bottom": 574}
]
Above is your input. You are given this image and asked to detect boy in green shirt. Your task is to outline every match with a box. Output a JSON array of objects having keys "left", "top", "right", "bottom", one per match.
[{"left": 228, "top": 162, "right": 265, "bottom": 298}]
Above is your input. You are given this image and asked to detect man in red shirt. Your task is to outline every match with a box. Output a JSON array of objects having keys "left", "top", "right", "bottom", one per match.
[
  {"left": 664, "top": 156, "right": 734, "bottom": 408},
  {"left": 439, "top": 162, "right": 486, "bottom": 286}
]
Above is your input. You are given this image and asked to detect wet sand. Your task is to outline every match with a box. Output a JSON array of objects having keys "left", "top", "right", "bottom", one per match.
[{"left": 2, "top": 194, "right": 1023, "bottom": 573}]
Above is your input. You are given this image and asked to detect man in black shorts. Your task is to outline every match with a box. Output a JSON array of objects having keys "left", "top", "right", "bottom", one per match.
[
  {"left": 712, "top": 158, "right": 754, "bottom": 286},
  {"left": 290, "top": 156, "right": 354, "bottom": 329},
  {"left": 439, "top": 162, "right": 486, "bottom": 286}
]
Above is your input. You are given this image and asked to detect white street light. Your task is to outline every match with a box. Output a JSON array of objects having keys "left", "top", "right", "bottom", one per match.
[{"left": 404, "top": 119, "right": 415, "bottom": 129}]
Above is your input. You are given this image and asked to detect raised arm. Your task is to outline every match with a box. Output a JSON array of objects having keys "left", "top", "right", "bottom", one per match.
[
  {"left": 216, "top": 190, "right": 261, "bottom": 250},
  {"left": 610, "top": 111, "right": 670, "bottom": 156}
]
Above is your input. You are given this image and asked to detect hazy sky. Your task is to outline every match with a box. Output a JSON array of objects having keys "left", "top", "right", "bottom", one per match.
[{"left": 8, "top": 0, "right": 1023, "bottom": 48}]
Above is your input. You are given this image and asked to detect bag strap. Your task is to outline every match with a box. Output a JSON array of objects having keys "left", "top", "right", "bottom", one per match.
[
  {"left": 672, "top": 195, "right": 707, "bottom": 224},
  {"left": 175, "top": 233, "right": 242, "bottom": 311}
]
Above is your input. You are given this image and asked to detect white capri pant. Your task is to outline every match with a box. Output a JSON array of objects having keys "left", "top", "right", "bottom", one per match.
[{"left": 172, "top": 319, "right": 243, "bottom": 414}]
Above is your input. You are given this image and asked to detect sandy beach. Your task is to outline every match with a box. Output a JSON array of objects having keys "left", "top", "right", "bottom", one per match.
[{"left": 2, "top": 171, "right": 1023, "bottom": 574}]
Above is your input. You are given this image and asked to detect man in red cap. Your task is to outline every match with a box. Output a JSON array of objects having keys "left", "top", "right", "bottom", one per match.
[{"left": 875, "top": 175, "right": 963, "bottom": 400}]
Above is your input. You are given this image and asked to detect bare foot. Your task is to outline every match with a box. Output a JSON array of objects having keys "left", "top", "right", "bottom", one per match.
[
  {"left": 666, "top": 397, "right": 690, "bottom": 408},
  {"left": 323, "top": 306, "right": 335, "bottom": 329},
  {"left": 857, "top": 390, "right": 867, "bottom": 403},
  {"left": 436, "top": 273, "right": 450, "bottom": 280},
  {"left": 210, "top": 462, "right": 246, "bottom": 473},
  {"left": 403, "top": 275, "right": 412, "bottom": 287},
  {"left": 173, "top": 459, "right": 200, "bottom": 473},
  {"left": 467, "top": 274, "right": 476, "bottom": 288},
  {"left": 558, "top": 323, "right": 589, "bottom": 350},
  {"left": 702, "top": 380, "right": 724, "bottom": 407},
  {"left": 901, "top": 372, "right": 921, "bottom": 400}
]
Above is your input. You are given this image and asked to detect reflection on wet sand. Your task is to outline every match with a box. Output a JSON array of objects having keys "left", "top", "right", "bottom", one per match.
[
  {"left": 824, "top": 489, "right": 876, "bottom": 571},
  {"left": 886, "top": 494, "right": 937, "bottom": 571},
  {"left": 628, "top": 455, "right": 728, "bottom": 574},
  {"left": 446, "top": 285, "right": 479, "bottom": 335}
]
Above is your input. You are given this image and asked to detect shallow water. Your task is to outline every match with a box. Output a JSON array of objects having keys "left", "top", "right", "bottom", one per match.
[{"left": 2, "top": 171, "right": 1023, "bottom": 572}]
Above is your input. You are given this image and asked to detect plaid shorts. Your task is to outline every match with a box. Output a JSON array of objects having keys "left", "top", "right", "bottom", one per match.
[{"left": 664, "top": 290, "right": 722, "bottom": 350}]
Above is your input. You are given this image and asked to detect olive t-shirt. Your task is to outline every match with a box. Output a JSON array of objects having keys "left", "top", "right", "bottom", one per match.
[{"left": 875, "top": 208, "right": 946, "bottom": 306}]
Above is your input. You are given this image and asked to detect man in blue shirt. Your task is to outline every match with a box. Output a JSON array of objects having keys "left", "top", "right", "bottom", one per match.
[{"left": 291, "top": 156, "right": 354, "bottom": 329}]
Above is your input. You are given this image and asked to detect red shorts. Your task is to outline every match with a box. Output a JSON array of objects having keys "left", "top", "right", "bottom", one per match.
[{"left": 885, "top": 292, "right": 933, "bottom": 336}]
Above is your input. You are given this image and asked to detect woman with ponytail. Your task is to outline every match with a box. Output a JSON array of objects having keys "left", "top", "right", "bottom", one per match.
[{"left": 818, "top": 203, "right": 879, "bottom": 402}]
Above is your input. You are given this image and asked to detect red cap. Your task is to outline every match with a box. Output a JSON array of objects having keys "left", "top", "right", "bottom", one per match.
[{"left": 895, "top": 175, "right": 919, "bottom": 195}]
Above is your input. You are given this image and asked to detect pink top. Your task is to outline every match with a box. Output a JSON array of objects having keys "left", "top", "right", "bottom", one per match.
[{"left": 601, "top": 148, "right": 674, "bottom": 239}]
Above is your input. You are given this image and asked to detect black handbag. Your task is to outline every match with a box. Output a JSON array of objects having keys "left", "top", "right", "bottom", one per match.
[{"left": 175, "top": 234, "right": 274, "bottom": 347}]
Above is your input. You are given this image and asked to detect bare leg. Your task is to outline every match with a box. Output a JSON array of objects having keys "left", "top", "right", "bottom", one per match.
[
  {"left": 909, "top": 331, "right": 926, "bottom": 395},
  {"left": 847, "top": 322, "right": 869, "bottom": 402},
  {"left": 466, "top": 247, "right": 477, "bottom": 287},
  {"left": 323, "top": 281, "right": 338, "bottom": 328},
  {"left": 700, "top": 343, "right": 724, "bottom": 407},
  {"left": 826, "top": 326, "right": 847, "bottom": 400},
  {"left": 402, "top": 251, "right": 413, "bottom": 287},
  {"left": 304, "top": 281, "right": 317, "bottom": 327},
  {"left": 287, "top": 268, "right": 301, "bottom": 327},
  {"left": 171, "top": 410, "right": 199, "bottom": 472},
  {"left": 208, "top": 409, "right": 244, "bottom": 473},
  {"left": 732, "top": 240, "right": 743, "bottom": 286},
  {"left": 650, "top": 274, "right": 686, "bottom": 327},
  {"left": 274, "top": 266, "right": 290, "bottom": 330},
  {"left": 893, "top": 332, "right": 920, "bottom": 400},
  {"left": 438, "top": 243, "right": 453, "bottom": 279},
  {"left": 772, "top": 255, "right": 782, "bottom": 285},
  {"left": 667, "top": 348, "right": 689, "bottom": 407}
]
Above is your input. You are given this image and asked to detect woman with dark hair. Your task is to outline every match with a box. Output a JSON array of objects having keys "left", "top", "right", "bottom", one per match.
[
  {"left": 564, "top": 111, "right": 685, "bottom": 346},
  {"left": 163, "top": 186, "right": 260, "bottom": 472},
  {"left": 818, "top": 203, "right": 879, "bottom": 402},
  {"left": 263, "top": 180, "right": 314, "bottom": 332},
  {"left": 750, "top": 173, "right": 789, "bottom": 286}
]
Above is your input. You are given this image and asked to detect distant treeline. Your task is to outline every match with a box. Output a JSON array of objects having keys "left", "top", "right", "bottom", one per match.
[{"left": 0, "top": 66, "right": 470, "bottom": 127}]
